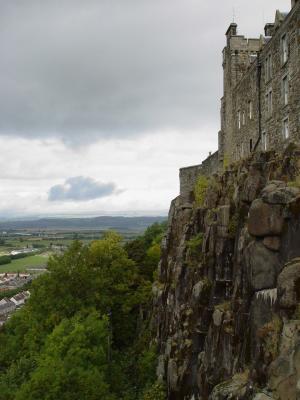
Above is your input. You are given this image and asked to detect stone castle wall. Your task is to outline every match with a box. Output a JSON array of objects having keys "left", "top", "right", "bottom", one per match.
[
  {"left": 221, "top": 2, "right": 300, "bottom": 163},
  {"left": 179, "top": 151, "right": 219, "bottom": 200},
  {"left": 179, "top": 1, "right": 299, "bottom": 202}
]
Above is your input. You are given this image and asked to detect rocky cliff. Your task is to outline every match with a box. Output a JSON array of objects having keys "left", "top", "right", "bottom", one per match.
[{"left": 153, "top": 145, "right": 300, "bottom": 400}]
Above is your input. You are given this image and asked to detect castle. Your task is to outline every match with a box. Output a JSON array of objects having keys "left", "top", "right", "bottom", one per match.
[{"left": 180, "top": 0, "right": 300, "bottom": 198}]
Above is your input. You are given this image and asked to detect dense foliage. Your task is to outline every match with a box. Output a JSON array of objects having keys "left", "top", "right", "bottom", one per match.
[{"left": 0, "top": 223, "right": 167, "bottom": 399}]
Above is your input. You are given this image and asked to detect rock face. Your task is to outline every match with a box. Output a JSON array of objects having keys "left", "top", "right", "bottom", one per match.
[{"left": 152, "top": 148, "right": 300, "bottom": 400}]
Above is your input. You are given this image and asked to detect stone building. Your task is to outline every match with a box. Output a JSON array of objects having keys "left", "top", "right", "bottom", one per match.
[
  {"left": 180, "top": 0, "right": 300, "bottom": 197},
  {"left": 219, "top": 0, "right": 300, "bottom": 165}
]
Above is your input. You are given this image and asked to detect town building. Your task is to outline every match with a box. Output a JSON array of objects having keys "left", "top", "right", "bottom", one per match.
[
  {"left": 10, "top": 291, "right": 30, "bottom": 307},
  {"left": 0, "top": 298, "right": 16, "bottom": 317}
]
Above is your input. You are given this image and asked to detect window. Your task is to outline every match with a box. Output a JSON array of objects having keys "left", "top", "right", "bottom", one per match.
[
  {"left": 283, "top": 118, "right": 289, "bottom": 139},
  {"left": 238, "top": 110, "right": 241, "bottom": 129},
  {"left": 282, "top": 34, "right": 288, "bottom": 64},
  {"left": 265, "top": 89, "right": 273, "bottom": 116},
  {"left": 242, "top": 111, "right": 245, "bottom": 125},
  {"left": 269, "top": 90, "right": 273, "bottom": 114},
  {"left": 282, "top": 75, "right": 289, "bottom": 105},
  {"left": 249, "top": 101, "right": 253, "bottom": 119},
  {"left": 262, "top": 131, "right": 268, "bottom": 151},
  {"left": 265, "top": 54, "right": 272, "bottom": 81},
  {"left": 250, "top": 139, "right": 253, "bottom": 152}
]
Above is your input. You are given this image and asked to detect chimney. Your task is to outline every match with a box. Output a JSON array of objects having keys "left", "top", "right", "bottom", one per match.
[
  {"left": 264, "top": 23, "right": 275, "bottom": 37},
  {"left": 226, "top": 23, "right": 237, "bottom": 38}
]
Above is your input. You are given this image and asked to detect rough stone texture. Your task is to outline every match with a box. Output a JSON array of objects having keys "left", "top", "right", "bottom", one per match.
[
  {"left": 153, "top": 146, "right": 300, "bottom": 400},
  {"left": 268, "top": 321, "right": 300, "bottom": 400},
  {"left": 244, "top": 241, "right": 280, "bottom": 291},
  {"left": 253, "top": 394, "right": 274, "bottom": 400},
  {"left": 261, "top": 186, "right": 300, "bottom": 205},
  {"left": 248, "top": 199, "right": 284, "bottom": 237},
  {"left": 179, "top": 151, "right": 219, "bottom": 201},
  {"left": 277, "top": 259, "right": 300, "bottom": 309},
  {"left": 263, "top": 236, "right": 281, "bottom": 251},
  {"left": 208, "top": 372, "right": 249, "bottom": 400},
  {"left": 280, "top": 195, "right": 300, "bottom": 264}
]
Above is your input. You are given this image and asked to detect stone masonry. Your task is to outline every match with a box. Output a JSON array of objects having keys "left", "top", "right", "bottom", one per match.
[
  {"left": 180, "top": 1, "right": 300, "bottom": 198},
  {"left": 220, "top": 0, "right": 300, "bottom": 165}
]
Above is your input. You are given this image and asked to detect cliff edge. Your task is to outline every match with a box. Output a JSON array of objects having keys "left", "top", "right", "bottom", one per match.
[{"left": 153, "top": 144, "right": 300, "bottom": 400}]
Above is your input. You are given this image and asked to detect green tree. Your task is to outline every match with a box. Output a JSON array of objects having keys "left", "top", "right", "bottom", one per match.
[{"left": 15, "top": 312, "right": 115, "bottom": 400}]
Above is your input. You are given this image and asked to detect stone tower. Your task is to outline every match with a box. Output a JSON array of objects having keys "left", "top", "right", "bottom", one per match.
[{"left": 219, "top": 24, "right": 261, "bottom": 166}]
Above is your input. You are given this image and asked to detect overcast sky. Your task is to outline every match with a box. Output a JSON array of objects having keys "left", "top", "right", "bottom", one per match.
[{"left": 0, "top": 0, "right": 290, "bottom": 217}]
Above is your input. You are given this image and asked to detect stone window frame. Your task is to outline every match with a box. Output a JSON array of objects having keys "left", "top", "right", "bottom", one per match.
[
  {"left": 248, "top": 100, "right": 253, "bottom": 120},
  {"left": 237, "top": 110, "right": 241, "bottom": 130},
  {"left": 241, "top": 142, "right": 244, "bottom": 158},
  {"left": 262, "top": 131, "right": 268, "bottom": 151},
  {"left": 265, "top": 88, "right": 273, "bottom": 117},
  {"left": 265, "top": 53, "right": 272, "bottom": 82},
  {"left": 281, "top": 33, "right": 289, "bottom": 65},
  {"left": 282, "top": 116, "right": 289, "bottom": 139},
  {"left": 282, "top": 74, "right": 289, "bottom": 106}
]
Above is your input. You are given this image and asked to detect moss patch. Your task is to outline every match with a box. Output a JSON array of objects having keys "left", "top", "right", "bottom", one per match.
[{"left": 194, "top": 175, "right": 209, "bottom": 207}]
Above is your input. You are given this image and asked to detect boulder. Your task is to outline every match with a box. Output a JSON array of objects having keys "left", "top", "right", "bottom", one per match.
[
  {"left": 277, "top": 258, "right": 300, "bottom": 308},
  {"left": 263, "top": 236, "right": 281, "bottom": 251},
  {"left": 248, "top": 199, "right": 284, "bottom": 237},
  {"left": 280, "top": 196, "right": 300, "bottom": 263},
  {"left": 241, "top": 169, "right": 265, "bottom": 203},
  {"left": 244, "top": 241, "right": 280, "bottom": 291},
  {"left": 209, "top": 371, "right": 249, "bottom": 399},
  {"left": 261, "top": 185, "right": 300, "bottom": 205}
]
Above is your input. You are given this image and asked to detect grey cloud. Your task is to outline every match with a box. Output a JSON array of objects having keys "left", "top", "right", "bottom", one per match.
[
  {"left": 48, "top": 176, "right": 118, "bottom": 201},
  {"left": 0, "top": 0, "right": 290, "bottom": 144}
]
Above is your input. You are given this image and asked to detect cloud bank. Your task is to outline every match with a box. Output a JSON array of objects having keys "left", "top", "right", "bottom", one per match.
[
  {"left": 48, "top": 176, "right": 118, "bottom": 202},
  {"left": 0, "top": 0, "right": 290, "bottom": 145}
]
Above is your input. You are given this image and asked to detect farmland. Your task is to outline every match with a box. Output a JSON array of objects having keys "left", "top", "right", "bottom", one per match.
[{"left": 0, "top": 255, "right": 48, "bottom": 273}]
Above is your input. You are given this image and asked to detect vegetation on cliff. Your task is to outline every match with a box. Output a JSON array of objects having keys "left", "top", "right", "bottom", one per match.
[{"left": 0, "top": 223, "right": 167, "bottom": 400}]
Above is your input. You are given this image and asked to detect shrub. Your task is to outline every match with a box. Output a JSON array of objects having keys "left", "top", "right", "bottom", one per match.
[
  {"left": 257, "top": 316, "right": 282, "bottom": 361},
  {"left": 194, "top": 176, "right": 209, "bottom": 207},
  {"left": 228, "top": 213, "right": 239, "bottom": 239},
  {"left": 186, "top": 233, "right": 203, "bottom": 256},
  {"left": 287, "top": 175, "right": 300, "bottom": 189},
  {"left": 142, "top": 381, "right": 166, "bottom": 400},
  {"left": 0, "top": 255, "right": 11, "bottom": 265},
  {"left": 223, "top": 154, "right": 230, "bottom": 170}
]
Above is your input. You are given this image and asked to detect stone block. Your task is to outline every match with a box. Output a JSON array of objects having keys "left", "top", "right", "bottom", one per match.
[
  {"left": 244, "top": 241, "right": 280, "bottom": 291},
  {"left": 248, "top": 199, "right": 284, "bottom": 237},
  {"left": 263, "top": 236, "right": 281, "bottom": 251},
  {"left": 277, "top": 258, "right": 300, "bottom": 308},
  {"left": 217, "top": 205, "right": 231, "bottom": 226},
  {"left": 261, "top": 186, "right": 300, "bottom": 205}
]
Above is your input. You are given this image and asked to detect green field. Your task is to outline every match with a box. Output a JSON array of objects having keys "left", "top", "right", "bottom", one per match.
[{"left": 0, "top": 255, "right": 48, "bottom": 273}]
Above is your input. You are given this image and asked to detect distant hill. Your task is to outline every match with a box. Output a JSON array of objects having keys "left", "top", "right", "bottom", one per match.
[{"left": 0, "top": 216, "right": 167, "bottom": 232}]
